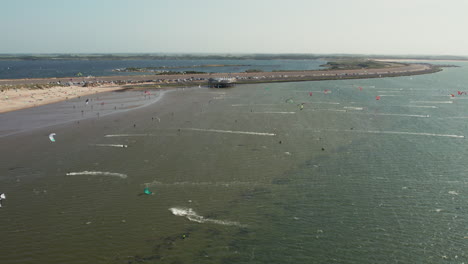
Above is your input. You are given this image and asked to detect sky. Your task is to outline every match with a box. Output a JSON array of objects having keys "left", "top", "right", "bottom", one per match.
[{"left": 1, "top": 0, "right": 468, "bottom": 56}]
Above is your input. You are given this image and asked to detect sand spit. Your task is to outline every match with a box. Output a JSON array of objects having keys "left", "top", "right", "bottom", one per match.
[{"left": 0, "top": 63, "right": 438, "bottom": 114}]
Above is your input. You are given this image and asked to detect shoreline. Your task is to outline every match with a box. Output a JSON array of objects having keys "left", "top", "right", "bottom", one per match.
[
  {"left": 0, "top": 63, "right": 441, "bottom": 114},
  {"left": 0, "top": 84, "right": 126, "bottom": 114},
  {"left": 0, "top": 88, "right": 169, "bottom": 138}
]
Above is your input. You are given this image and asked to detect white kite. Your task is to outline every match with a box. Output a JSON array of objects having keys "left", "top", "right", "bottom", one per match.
[{"left": 49, "top": 133, "right": 56, "bottom": 142}]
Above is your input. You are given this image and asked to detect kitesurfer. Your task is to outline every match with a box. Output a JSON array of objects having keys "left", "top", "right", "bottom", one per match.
[{"left": 0, "top": 193, "right": 5, "bottom": 207}]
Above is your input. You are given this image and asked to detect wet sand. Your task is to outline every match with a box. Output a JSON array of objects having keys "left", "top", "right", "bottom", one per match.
[{"left": 0, "top": 88, "right": 169, "bottom": 137}]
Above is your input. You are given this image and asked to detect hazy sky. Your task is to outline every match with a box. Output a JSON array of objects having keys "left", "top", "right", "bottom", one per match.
[{"left": 1, "top": 0, "right": 467, "bottom": 55}]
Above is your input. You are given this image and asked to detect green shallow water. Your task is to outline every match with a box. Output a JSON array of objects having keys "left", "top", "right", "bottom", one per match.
[{"left": 1, "top": 63, "right": 468, "bottom": 263}]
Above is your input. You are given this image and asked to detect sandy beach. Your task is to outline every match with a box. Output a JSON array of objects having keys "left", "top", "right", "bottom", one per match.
[{"left": 0, "top": 85, "right": 124, "bottom": 114}]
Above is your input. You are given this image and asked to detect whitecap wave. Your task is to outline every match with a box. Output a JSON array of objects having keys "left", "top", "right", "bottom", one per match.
[
  {"left": 169, "top": 207, "right": 245, "bottom": 227},
  {"left": 66, "top": 171, "right": 127, "bottom": 179}
]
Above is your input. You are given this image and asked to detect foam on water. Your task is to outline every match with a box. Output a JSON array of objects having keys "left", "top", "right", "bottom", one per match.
[
  {"left": 66, "top": 171, "right": 128, "bottom": 179},
  {"left": 169, "top": 207, "right": 245, "bottom": 227}
]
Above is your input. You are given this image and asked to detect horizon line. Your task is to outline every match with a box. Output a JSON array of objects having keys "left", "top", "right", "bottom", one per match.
[{"left": 0, "top": 52, "right": 467, "bottom": 58}]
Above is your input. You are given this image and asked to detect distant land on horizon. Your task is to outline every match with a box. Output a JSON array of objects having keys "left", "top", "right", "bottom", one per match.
[{"left": 0, "top": 53, "right": 467, "bottom": 61}]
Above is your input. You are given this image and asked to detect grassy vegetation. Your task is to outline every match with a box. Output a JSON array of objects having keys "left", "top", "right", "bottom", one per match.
[
  {"left": 114, "top": 64, "right": 250, "bottom": 72},
  {"left": 320, "top": 60, "right": 401, "bottom": 70},
  {"left": 155, "top": 71, "right": 206, "bottom": 75},
  {"left": 244, "top": 69, "right": 263, "bottom": 73}
]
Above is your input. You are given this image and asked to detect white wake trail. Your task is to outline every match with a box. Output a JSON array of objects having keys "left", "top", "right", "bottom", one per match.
[
  {"left": 92, "top": 144, "right": 128, "bottom": 148},
  {"left": 310, "top": 102, "right": 341, "bottom": 105},
  {"left": 104, "top": 134, "right": 154, "bottom": 137},
  {"left": 66, "top": 171, "right": 128, "bottom": 179},
  {"left": 231, "top": 104, "right": 278, "bottom": 106},
  {"left": 252, "top": 112, "right": 296, "bottom": 114},
  {"left": 169, "top": 207, "right": 246, "bottom": 227},
  {"left": 405, "top": 105, "right": 438, "bottom": 108},
  {"left": 343, "top": 107, "right": 364, "bottom": 110},
  {"left": 410, "top": 101, "right": 453, "bottom": 104},
  {"left": 183, "top": 128, "right": 276, "bottom": 136},
  {"left": 365, "top": 113, "right": 430, "bottom": 118},
  {"left": 309, "top": 129, "right": 464, "bottom": 139}
]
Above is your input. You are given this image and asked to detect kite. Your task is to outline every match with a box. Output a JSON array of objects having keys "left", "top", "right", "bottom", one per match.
[
  {"left": 376, "top": 96, "right": 381, "bottom": 100},
  {"left": 144, "top": 187, "right": 153, "bottom": 195},
  {"left": 49, "top": 133, "right": 56, "bottom": 142}
]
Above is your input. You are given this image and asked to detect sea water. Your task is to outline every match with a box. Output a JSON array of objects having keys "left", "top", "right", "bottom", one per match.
[
  {"left": 0, "top": 62, "right": 467, "bottom": 263},
  {"left": 0, "top": 59, "right": 326, "bottom": 79}
]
